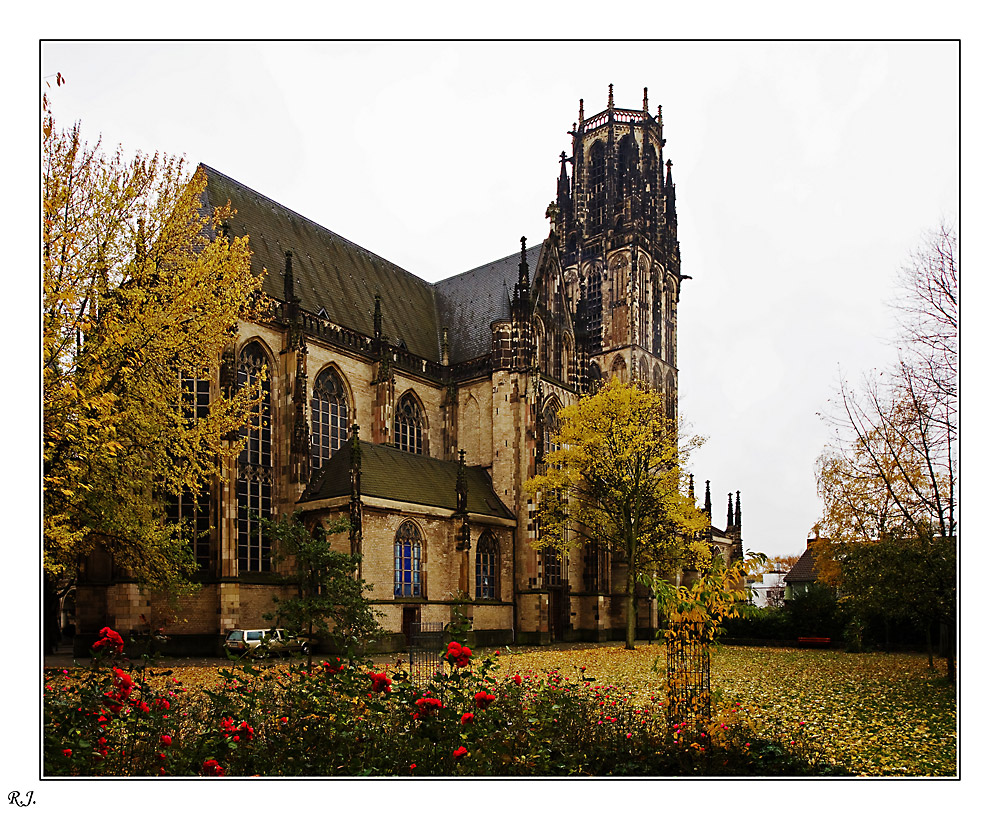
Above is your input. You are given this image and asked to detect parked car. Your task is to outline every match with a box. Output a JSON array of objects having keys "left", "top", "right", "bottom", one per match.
[{"left": 224, "top": 628, "right": 309, "bottom": 656}]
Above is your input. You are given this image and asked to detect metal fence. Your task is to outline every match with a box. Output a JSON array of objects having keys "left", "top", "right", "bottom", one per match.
[
  {"left": 408, "top": 622, "right": 446, "bottom": 683},
  {"left": 661, "top": 618, "right": 711, "bottom": 722}
]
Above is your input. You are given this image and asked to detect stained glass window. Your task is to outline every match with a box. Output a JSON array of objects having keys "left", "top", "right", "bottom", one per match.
[{"left": 394, "top": 521, "right": 423, "bottom": 598}]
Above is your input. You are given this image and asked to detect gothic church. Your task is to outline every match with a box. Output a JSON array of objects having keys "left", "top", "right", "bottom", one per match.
[{"left": 73, "top": 86, "right": 743, "bottom": 654}]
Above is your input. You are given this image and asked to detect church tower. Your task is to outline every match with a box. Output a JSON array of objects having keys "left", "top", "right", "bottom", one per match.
[{"left": 551, "top": 85, "right": 681, "bottom": 417}]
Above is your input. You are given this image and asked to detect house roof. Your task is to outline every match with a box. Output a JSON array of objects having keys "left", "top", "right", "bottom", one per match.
[
  {"left": 200, "top": 165, "right": 443, "bottom": 362},
  {"left": 434, "top": 243, "right": 543, "bottom": 363},
  {"left": 300, "top": 440, "right": 515, "bottom": 521},
  {"left": 784, "top": 547, "right": 820, "bottom": 584}
]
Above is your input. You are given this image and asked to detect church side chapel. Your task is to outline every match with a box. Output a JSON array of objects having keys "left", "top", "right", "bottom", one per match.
[{"left": 73, "top": 86, "right": 744, "bottom": 655}]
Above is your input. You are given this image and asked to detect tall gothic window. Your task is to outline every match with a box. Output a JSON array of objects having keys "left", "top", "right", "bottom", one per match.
[
  {"left": 311, "top": 366, "right": 350, "bottom": 469},
  {"left": 588, "top": 140, "right": 606, "bottom": 232},
  {"left": 562, "top": 334, "right": 573, "bottom": 386},
  {"left": 584, "top": 540, "right": 610, "bottom": 593},
  {"left": 237, "top": 341, "right": 272, "bottom": 573},
  {"left": 616, "top": 134, "right": 638, "bottom": 205},
  {"left": 394, "top": 393, "right": 424, "bottom": 454},
  {"left": 476, "top": 531, "right": 499, "bottom": 600},
  {"left": 639, "top": 257, "right": 650, "bottom": 347},
  {"left": 540, "top": 399, "right": 561, "bottom": 475},
  {"left": 652, "top": 270, "right": 663, "bottom": 358},
  {"left": 532, "top": 316, "right": 548, "bottom": 376},
  {"left": 166, "top": 375, "right": 211, "bottom": 570},
  {"left": 540, "top": 399, "right": 564, "bottom": 586},
  {"left": 394, "top": 521, "right": 423, "bottom": 598},
  {"left": 612, "top": 256, "right": 629, "bottom": 304},
  {"left": 585, "top": 266, "right": 602, "bottom": 354}
]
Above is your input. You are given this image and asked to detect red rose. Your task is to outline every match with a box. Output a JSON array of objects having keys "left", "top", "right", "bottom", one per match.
[
  {"left": 513, "top": 674, "right": 522, "bottom": 685},
  {"left": 453, "top": 746, "right": 468, "bottom": 759},
  {"left": 202, "top": 759, "right": 225, "bottom": 777},
  {"left": 62, "top": 749, "right": 72, "bottom": 757},
  {"left": 446, "top": 642, "right": 473, "bottom": 668},
  {"left": 92, "top": 627, "right": 125, "bottom": 655},
  {"left": 461, "top": 712, "right": 474, "bottom": 724},
  {"left": 415, "top": 697, "right": 443, "bottom": 717},
  {"left": 369, "top": 672, "right": 392, "bottom": 693},
  {"left": 160, "top": 735, "right": 172, "bottom": 747},
  {"left": 473, "top": 691, "right": 496, "bottom": 709}
]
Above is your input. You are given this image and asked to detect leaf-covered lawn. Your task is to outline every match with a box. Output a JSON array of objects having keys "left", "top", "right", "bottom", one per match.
[
  {"left": 489, "top": 644, "right": 956, "bottom": 777},
  {"left": 142, "top": 643, "right": 956, "bottom": 777}
]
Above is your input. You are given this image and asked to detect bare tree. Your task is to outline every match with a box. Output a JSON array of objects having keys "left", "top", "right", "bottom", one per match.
[{"left": 816, "top": 225, "right": 956, "bottom": 680}]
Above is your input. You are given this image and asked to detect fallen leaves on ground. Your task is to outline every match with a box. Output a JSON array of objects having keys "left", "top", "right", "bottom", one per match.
[{"left": 63, "top": 643, "right": 955, "bottom": 777}]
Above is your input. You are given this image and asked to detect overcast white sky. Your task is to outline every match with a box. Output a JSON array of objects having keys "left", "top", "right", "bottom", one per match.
[{"left": 39, "top": 39, "right": 957, "bottom": 560}]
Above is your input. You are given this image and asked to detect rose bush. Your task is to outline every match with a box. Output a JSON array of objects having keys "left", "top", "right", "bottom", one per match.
[{"left": 44, "top": 627, "right": 851, "bottom": 777}]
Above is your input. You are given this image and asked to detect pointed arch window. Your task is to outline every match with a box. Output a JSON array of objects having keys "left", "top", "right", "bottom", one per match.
[
  {"left": 394, "top": 520, "right": 424, "bottom": 598},
  {"left": 639, "top": 257, "right": 650, "bottom": 347},
  {"left": 611, "top": 255, "right": 629, "bottom": 304},
  {"left": 237, "top": 341, "right": 272, "bottom": 573},
  {"left": 476, "top": 531, "right": 499, "bottom": 600},
  {"left": 638, "top": 357, "right": 650, "bottom": 385},
  {"left": 394, "top": 393, "right": 424, "bottom": 454},
  {"left": 588, "top": 140, "right": 606, "bottom": 232},
  {"left": 611, "top": 355, "right": 627, "bottom": 384},
  {"left": 166, "top": 375, "right": 211, "bottom": 570},
  {"left": 311, "top": 366, "right": 350, "bottom": 469},
  {"left": 539, "top": 398, "right": 562, "bottom": 475},
  {"left": 587, "top": 362, "right": 604, "bottom": 395},
  {"left": 616, "top": 134, "right": 639, "bottom": 204},
  {"left": 653, "top": 269, "right": 663, "bottom": 358}
]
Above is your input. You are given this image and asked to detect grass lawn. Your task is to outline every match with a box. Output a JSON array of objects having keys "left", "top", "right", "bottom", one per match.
[{"left": 488, "top": 643, "right": 956, "bottom": 777}]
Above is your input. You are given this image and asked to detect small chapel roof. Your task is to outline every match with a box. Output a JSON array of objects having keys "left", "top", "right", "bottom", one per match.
[{"left": 301, "top": 441, "right": 515, "bottom": 521}]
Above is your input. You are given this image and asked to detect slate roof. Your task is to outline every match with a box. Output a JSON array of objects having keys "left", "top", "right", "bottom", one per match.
[
  {"left": 301, "top": 441, "right": 515, "bottom": 521},
  {"left": 784, "top": 547, "right": 820, "bottom": 584},
  {"left": 433, "top": 243, "right": 543, "bottom": 363},
  {"left": 200, "top": 165, "right": 442, "bottom": 362}
]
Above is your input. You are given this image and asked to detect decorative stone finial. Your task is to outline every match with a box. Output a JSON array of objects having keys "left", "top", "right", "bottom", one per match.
[{"left": 608, "top": 83, "right": 614, "bottom": 108}]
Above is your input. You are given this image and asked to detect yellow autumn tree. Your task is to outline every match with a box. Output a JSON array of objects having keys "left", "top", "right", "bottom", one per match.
[
  {"left": 43, "top": 96, "right": 266, "bottom": 593},
  {"left": 524, "top": 379, "right": 709, "bottom": 649}
]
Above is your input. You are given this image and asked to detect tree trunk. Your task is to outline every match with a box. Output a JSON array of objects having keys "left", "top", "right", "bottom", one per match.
[
  {"left": 925, "top": 622, "right": 935, "bottom": 670},
  {"left": 625, "top": 538, "right": 637, "bottom": 650},
  {"left": 942, "top": 620, "right": 955, "bottom": 684}
]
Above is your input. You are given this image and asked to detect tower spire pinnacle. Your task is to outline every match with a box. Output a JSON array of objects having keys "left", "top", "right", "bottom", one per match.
[
  {"left": 608, "top": 83, "right": 614, "bottom": 109},
  {"left": 643, "top": 86, "right": 649, "bottom": 114}
]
